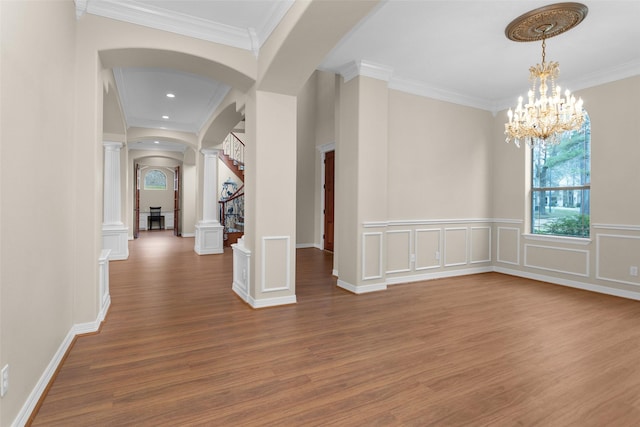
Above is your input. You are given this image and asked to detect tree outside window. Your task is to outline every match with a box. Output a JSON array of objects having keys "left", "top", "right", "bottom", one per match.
[
  {"left": 531, "top": 113, "right": 591, "bottom": 237},
  {"left": 144, "top": 169, "right": 167, "bottom": 190}
]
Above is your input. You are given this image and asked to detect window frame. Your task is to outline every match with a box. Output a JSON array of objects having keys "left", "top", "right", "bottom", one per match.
[
  {"left": 530, "top": 113, "right": 591, "bottom": 239},
  {"left": 143, "top": 169, "right": 168, "bottom": 191}
]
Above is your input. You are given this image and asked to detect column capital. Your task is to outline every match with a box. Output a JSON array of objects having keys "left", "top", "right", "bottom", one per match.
[
  {"left": 200, "top": 148, "right": 221, "bottom": 157},
  {"left": 103, "top": 141, "right": 123, "bottom": 150}
]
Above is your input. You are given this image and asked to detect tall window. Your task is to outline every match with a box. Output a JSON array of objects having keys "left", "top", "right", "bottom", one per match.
[
  {"left": 531, "top": 113, "right": 591, "bottom": 237},
  {"left": 144, "top": 169, "right": 167, "bottom": 190}
]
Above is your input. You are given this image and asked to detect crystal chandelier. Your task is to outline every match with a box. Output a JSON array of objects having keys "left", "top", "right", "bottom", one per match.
[{"left": 504, "top": 3, "right": 588, "bottom": 148}]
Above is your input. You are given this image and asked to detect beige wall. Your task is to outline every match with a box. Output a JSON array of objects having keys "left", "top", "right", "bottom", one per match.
[
  {"left": 293, "top": 70, "right": 338, "bottom": 250},
  {"left": 492, "top": 75, "right": 640, "bottom": 293},
  {"left": 388, "top": 91, "right": 494, "bottom": 219},
  {"left": 313, "top": 71, "right": 337, "bottom": 249},
  {"left": 296, "top": 71, "right": 318, "bottom": 246},
  {"left": 333, "top": 76, "right": 496, "bottom": 289},
  {"left": 128, "top": 151, "right": 189, "bottom": 236},
  {"left": 0, "top": 1, "right": 77, "bottom": 424},
  {"left": 1, "top": 1, "right": 638, "bottom": 424},
  {"left": 140, "top": 167, "right": 175, "bottom": 213},
  {"left": 181, "top": 163, "right": 197, "bottom": 236}
]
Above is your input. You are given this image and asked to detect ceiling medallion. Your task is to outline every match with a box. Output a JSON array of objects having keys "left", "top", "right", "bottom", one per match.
[
  {"left": 504, "top": 3, "right": 588, "bottom": 148},
  {"left": 506, "top": 2, "right": 588, "bottom": 42}
]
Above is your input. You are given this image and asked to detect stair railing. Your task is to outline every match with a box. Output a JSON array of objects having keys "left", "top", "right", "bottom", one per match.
[
  {"left": 223, "top": 132, "right": 245, "bottom": 169},
  {"left": 219, "top": 186, "right": 244, "bottom": 236}
]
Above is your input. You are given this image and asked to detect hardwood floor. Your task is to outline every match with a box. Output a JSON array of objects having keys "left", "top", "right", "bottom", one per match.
[{"left": 30, "top": 231, "right": 640, "bottom": 426}]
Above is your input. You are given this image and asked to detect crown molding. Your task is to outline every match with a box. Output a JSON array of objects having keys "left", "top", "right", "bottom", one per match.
[
  {"left": 76, "top": 0, "right": 293, "bottom": 52},
  {"left": 336, "top": 60, "right": 500, "bottom": 112},
  {"left": 337, "top": 61, "right": 360, "bottom": 83},
  {"left": 252, "top": 1, "right": 295, "bottom": 48},
  {"left": 343, "top": 61, "right": 640, "bottom": 114},
  {"left": 494, "top": 59, "right": 640, "bottom": 113},
  {"left": 389, "top": 77, "right": 496, "bottom": 112},
  {"left": 74, "top": 0, "right": 88, "bottom": 18},
  {"left": 567, "top": 58, "right": 640, "bottom": 94},
  {"left": 339, "top": 60, "right": 394, "bottom": 83}
]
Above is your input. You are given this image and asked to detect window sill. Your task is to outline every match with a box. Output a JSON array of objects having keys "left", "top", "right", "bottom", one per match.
[{"left": 522, "top": 233, "right": 592, "bottom": 245}]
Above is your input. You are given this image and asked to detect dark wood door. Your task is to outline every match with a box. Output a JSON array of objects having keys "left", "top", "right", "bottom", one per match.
[
  {"left": 174, "top": 165, "right": 181, "bottom": 236},
  {"left": 134, "top": 163, "right": 140, "bottom": 239},
  {"left": 324, "top": 150, "right": 335, "bottom": 252}
]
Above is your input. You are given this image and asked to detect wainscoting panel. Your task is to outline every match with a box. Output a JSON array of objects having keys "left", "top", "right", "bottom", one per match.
[
  {"left": 470, "top": 226, "right": 491, "bottom": 264},
  {"left": 497, "top": 227, "right": 520, "bottom": 265},
  {"left": 362, "top": 232, "right": 383, "bottom": 280},
  {"left": 444, "top": 228, "right": 468, "bottom": 267},
  {"left": 98, "top": 249, "right": 111, "bottom": 309},
  {"left": 386, "top": 230, "right": 411, "bottom": 274},
  {"left": 597, "top": 234, "right": 640, "bottom": 286},
  {"left": 232, "top": 238, "right": 251, "bottom": 302},
  {"left": 261, "top": 236, "right": 290, "bottom": 292},
  {"left": 524, "top": 244, "right": 589, "bottom": 277},
  {"left": 415, "top": 228, "right": 441, "bottom": 270}
]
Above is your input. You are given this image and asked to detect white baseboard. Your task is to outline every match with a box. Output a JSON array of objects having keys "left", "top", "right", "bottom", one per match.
[
  {"left": 11, "top": 327, "right": 75, "bottom": 427},
  {"left": 232, "top": 282, "right": 249, "bottom": 303},
  {"left": 181, "top": 233, "right": 195, "bottom": 238},
  {"left": 12, "top": 307, "right": 108, "bottom": 427},
  {"left": 295, "top": 243, "right": 316, "bottom": 249},
  {"left": 337, "top": 279, "right": 387, "bottom": 294},
  {"left": 386, "top": 266, "right": 493, "bottom": 285},
  {"left": 493, "top": 266, "right": 640, "bottom": 301},
  {"left": 248, "top": 294, "right": 297, "bottom": 308}
]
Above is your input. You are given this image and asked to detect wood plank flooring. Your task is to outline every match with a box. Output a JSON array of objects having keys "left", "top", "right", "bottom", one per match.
[{"left": 30, "top": 231, "right": 640, "bottom": 426}]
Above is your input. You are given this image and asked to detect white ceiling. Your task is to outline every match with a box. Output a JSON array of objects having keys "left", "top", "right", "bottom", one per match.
[
  {"left": 82, "top": 0, "right": 640, "bottom": 151},
  {"left": 113, "top": 67, "right": 231, "bottom": 133},
  {"left": 319, "top": 0, "right": 640, "bottom": 111}
]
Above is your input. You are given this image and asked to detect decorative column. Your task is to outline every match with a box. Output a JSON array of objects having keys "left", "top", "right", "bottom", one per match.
[
  {"left": 335, "top": 72, "right": 389, "bottom": 294},
  {"left": 102, "top": 141, "right": 128, "bottom": 260},
  {"left": 194, "top": 148, "right": 224, "bottom": 255},
  {"left": 233, "top": 89, "right": 297, "bottom": 308}
]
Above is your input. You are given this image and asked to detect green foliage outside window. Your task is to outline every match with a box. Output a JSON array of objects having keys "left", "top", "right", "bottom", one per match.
[
  {"left": 541, "top": 214, "right": 590, "bottom": 238},
  {"left": 531, "top": 114, "right": 591, "bottom": 237},
  {"left": 144, "top": 169, "right": 167, "bottom": 190}
]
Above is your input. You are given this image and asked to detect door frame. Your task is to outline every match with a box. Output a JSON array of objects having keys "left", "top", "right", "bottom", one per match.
[
  {"left": 134, "top": 163, "right": 140, "bottom": 238},
  {"left": 174, "top": 165, "right": 181, "bottom": 236},
  {"left": 318, "top": 142, "right": 335, "bottom": 251}
]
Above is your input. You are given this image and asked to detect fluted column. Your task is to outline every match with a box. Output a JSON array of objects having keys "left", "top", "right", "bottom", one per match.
[
  {"left": 103, "top": 142, "right": 123, "bottom": 225},
  {"left": 102, "top": 141, "right": 128, "bottom": 260},
  {"left": 194, "top": 148, "right": 223, "bottom": 255},
  {"left": 201, "top": 148, "right": 220, "bottom": 223}
]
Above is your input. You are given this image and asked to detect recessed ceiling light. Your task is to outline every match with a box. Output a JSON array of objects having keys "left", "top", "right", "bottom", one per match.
[
  {"left": 154, "top": 141, "right": 160, "bottom": 144},
  {"left": 162, "top": 115, "right": 169, "bottom": 119},
  {"left": 166, "top": 93, "right": 175, "bottom": 98}
]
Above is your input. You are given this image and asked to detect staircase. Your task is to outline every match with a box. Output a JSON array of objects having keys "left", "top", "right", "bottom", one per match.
[
  {"left": 220, "top": 132, "right": 245, "bottom": 179},
  {"left": 219, "top": 132, "right": 245, "bottom": 246}
]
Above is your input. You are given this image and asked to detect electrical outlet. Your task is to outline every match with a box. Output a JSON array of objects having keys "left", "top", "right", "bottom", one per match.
[
  {"left": 410, "top": 254, "right": 416, "bottom": 263},
  {"left": 435, "top": 251, "right": 440, "bottom": 260},
  {"left": 631, "top": 266, "right": 639, "bottom": 277},
  {"left": 1, "top": 364, "right": 8, "bottom": 397}
]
